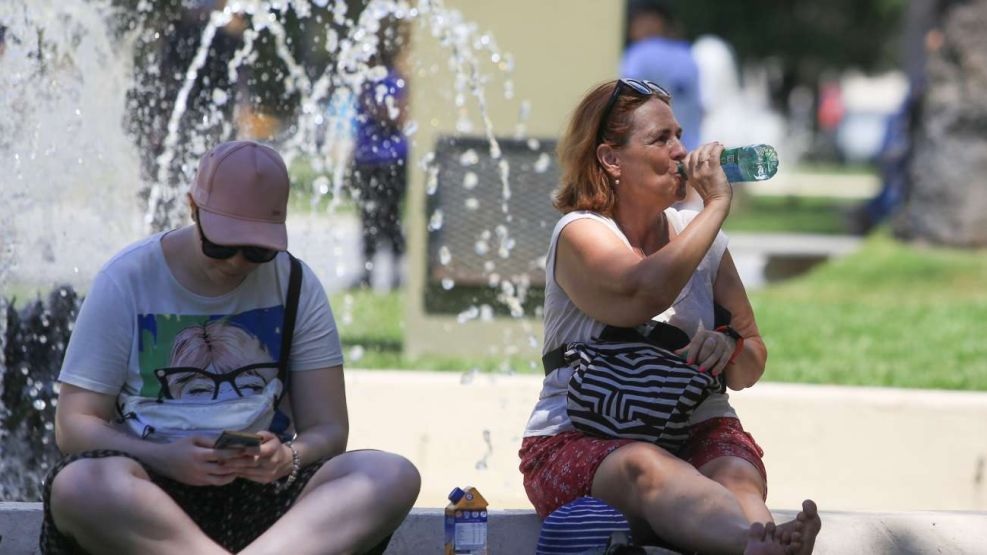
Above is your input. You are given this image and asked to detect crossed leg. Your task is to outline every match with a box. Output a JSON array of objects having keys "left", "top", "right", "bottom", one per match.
[
  {"left": 50, "top": 456, "right": 229, "bottom": 554},
  {"left": 50, "top": 450, "right": 420, "bottom": 555},
  {"left": 702, "top": 456, "right": 820, "bottom": 555},
  {"left": 242, "top": 449, "right": 420, "bottom": 554},
  {"left": 591, "top": 442, "right": 814, "bottom": 555}
]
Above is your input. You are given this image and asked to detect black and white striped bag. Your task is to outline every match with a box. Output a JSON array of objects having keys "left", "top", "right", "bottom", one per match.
[
  {"left": 565, "top": 341, "right": 721, "bottom": 451},
  {"left": 544, "top": 323, "right": 725, "bottom": 452}
]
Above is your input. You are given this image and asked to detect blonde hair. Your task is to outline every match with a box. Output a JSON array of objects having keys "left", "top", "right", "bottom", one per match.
[
  {"left": 170, "top": 319, "right": 273, "bottom": 373},
  {"left": 553, "top": 81, "right": 671, "bottom": 216}
]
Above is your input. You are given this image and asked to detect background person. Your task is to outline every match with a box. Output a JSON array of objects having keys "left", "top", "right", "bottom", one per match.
[
  {"left": 349, "top": 18, "right": 411, "bottom": 289},
  {"left": 621, "top": 0, "right": 704, "bottom": 210},
  {"left": 43, "top": 140, "right": 420, "bottom": 554},
  {"left": 622, "top": 0, "right": 702, "bottom": 152},
  {"left": 518, "top": 80, "right": 821, "bottom": 554}
]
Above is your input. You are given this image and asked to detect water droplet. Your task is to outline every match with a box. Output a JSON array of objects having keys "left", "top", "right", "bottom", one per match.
[
  {"left": 459, "top": 149, "right": 479, "bottom": 166},
  {"left": 428, "top": 209, "right": 444, "bottom": 231},
  {"left": 441, "top": 278, "right": 455, "bottom": 290},
  {"left": 33, "top": 399, "right": 47, "bottom": 411},
  {"left": 212, "top": 89, "right": 229, "bottom": 105},
  {"left": 349, "top": 345, "right": 365, "bottom": 362},
  {"left": 463, "top": 172, "right": 478, "bottom": 189},
  {"left": 464, "top": 198, "right": 479, "bottom": 210},
  {"left": 439, "top": 246, "right": 452, "bottom": 265},
  {"left": 480, "top": 305, "right": 494, "bottom": 321},
  {"left": 474, "top": 240, "right": 489, "bottom": 256},
  {"left": 460, "top": 368, "right": 478, "bottom": 384},
  {"left": 534, "top": 153, "right": 551, "bottom": 173},
  {"left": 457, "top": 306, "right": 480, "bottom": 324},
  {"left": 313, "top": 176, "right": 330, "bottom": 195},
  {"left": 426, "top": 167, "right": 439, "bottom": 195}
]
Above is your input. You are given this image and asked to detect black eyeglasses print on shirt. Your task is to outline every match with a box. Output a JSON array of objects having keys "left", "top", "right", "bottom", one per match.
[{"left": 154, "top": 362, "right": 279, "bottom": 401}]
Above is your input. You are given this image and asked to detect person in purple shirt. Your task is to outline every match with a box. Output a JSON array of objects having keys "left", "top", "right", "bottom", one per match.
[{"left": 351, "top": 19, "right": 410, "bottom": 289}]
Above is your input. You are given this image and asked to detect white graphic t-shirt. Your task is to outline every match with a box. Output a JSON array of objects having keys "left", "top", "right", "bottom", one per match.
[{"left": 58, "top": 232, "right": 343, "bottom": 436}]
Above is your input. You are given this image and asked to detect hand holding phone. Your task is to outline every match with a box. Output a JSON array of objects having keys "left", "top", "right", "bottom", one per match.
[{"left": 214, "top": 430, "right": 263, "bottom": 449}]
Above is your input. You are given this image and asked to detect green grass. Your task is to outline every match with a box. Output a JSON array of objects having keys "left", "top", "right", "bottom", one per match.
[
  {"left": 724, "top": 194, "right": 857, "bottom": 235},
  {"left": 330, "top": 288, "right": 540, "bottom": 373},
  {"left": 287, "top": 156, "right": 356, "bottom": 215},
  {"left": 333, "top": 231, "right": 987, "bottom": 391},
  {"left": 750, "top": 231, "right": 987, "bottom": 390}
]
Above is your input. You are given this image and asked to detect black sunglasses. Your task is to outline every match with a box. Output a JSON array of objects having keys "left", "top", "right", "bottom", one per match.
[
  {"left": 195, "top": 211, "right": 279, "bottom": 263},
  {"left": 596, "top": 79, "right": 671, "bottom": 144}
]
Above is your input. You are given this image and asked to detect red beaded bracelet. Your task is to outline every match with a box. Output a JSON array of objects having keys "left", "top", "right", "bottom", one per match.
[{"left": 715, "top": 325, "right": 745, "bottom": 365}]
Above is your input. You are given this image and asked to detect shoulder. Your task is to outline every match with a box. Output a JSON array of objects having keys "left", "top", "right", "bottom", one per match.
[
  {"left": 555, "top": 210, "right": 612, "bottom": 229},
  {"left": 95, "top": 233, "right": 166, "bottom": 286},
  {"left": 554, "top": 212, "right": 628, "bottom": 252},
  {"left": 553, "top": 211, "right": 617, "bottom": 239},
  {"left": 279, "top": 253, "right": 330, "bottom": 300}
]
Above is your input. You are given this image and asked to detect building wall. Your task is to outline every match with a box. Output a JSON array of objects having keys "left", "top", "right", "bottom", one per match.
[{"left": 404, "top": 0, "right": 623, "bottom": 357}]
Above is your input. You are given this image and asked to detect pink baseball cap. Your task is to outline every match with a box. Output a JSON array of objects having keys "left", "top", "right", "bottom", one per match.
[{"left": 191, "top": 141, "right": 290, "bottom": 251}]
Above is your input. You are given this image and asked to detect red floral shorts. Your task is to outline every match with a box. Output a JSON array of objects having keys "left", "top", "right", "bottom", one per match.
[{"left": 518, "top": 417, "right": 766, "bottom": 518}]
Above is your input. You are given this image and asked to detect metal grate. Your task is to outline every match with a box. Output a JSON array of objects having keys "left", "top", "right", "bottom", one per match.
[{"left": 426, "top": 136, "right": 560, "bottom": 289}]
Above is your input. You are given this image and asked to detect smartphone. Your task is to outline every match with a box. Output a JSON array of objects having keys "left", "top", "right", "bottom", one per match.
[{"left": 214, "top": 430, "right": 262, "bottom": 449}]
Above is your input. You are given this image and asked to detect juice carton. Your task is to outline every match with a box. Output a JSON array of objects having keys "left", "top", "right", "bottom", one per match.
[{"left": 444, "top": 486, "right": 488, "bottom": 554}]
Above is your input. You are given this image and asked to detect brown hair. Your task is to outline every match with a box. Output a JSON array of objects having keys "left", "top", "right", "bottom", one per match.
[{"left": 553, "top": 81, "right": 670, "bottom": 216}]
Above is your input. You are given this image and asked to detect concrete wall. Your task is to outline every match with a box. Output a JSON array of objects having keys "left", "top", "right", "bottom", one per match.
[
  {"left": 340, "top": 372, "right": 987, "bottom": 513},
  {"left": 4, "top": 504, "right": 987, "bottom": 554},
  {"left": 403, "top": 1, "right": 623, "bottom": 358},
  {"left": 5, "top": 373, "right": 987, "bottom": 552}
]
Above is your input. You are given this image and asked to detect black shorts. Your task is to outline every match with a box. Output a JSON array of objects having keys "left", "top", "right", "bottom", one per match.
[{"left": 40, "top": 449, "right": 325, "bottom": 554}]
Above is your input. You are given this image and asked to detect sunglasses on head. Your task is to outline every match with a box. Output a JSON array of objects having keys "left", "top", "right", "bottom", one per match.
[
  {"left": 195, "top": 211, "right": 279, "bottom": 263},
  {"left": 596, "top": 78, "right": 671, "bottom": 144}
]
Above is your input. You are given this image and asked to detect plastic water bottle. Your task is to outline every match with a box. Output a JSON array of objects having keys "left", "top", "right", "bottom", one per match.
[{"left": 677, "top": 144, "right": 779, "bottom": 183}]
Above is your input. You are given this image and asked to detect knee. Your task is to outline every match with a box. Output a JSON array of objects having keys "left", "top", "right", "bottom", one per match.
[
  {"left": 50, "top": 457, "right": 147, "bottom": 521},
  {"left": 362, "top": 451, "right": 421, "bottom": 506},
  {"left": 705, "top": 458, "right": 766, "bottom": 499},
  {"left": 613, "top": 443, "right": 678, "bottom": 497}
]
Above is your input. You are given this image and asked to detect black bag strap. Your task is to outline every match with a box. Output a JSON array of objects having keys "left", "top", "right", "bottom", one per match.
[
  {"left": 276, "top": 253, "right": 303, "bottom": 405},
  {"left": 542, "top": 322, "right": 689, "bottom": 376},
  {"left": 541, "top": 301, "right": 735, "bottom": 376}
]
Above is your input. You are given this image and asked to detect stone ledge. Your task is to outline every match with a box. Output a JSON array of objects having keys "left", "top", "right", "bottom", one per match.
[{"left": 3, "top": 502, "right": 987, "bottom": 554}]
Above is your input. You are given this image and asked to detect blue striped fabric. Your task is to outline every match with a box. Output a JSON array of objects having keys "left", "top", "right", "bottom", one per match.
[{"left": 536, "top": 496, "right": 631, "bottom": 554}]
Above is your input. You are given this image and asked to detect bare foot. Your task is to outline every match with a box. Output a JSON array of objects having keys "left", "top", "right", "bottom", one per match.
[
  {"left": 744, "top": 522, "right": 788, "bottom": 555},
  {"left": 775, "top": 499, "right": 821, "bottom": 555}
]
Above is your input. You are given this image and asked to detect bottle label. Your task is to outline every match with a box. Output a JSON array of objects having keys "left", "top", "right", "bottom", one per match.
[
  {"left": 722, "top": 163, "right": 745, "bottom": 183},
  {"left": 455, "top": 521, "right": 487, "bottom": 550}
]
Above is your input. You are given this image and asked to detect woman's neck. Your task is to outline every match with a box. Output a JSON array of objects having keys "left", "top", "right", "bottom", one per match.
[{"left": 614, "top": 207, "right": 670, "bottom": 256}]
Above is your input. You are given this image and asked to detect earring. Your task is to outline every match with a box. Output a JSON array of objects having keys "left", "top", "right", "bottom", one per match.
[{"left": 615, "top": 178, "right": 620, "bottom": 186}]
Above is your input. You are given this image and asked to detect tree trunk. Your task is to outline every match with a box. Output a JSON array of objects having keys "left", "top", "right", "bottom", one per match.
[{"left": 896, "top": 0, "right": 987, "bottom": 246}]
